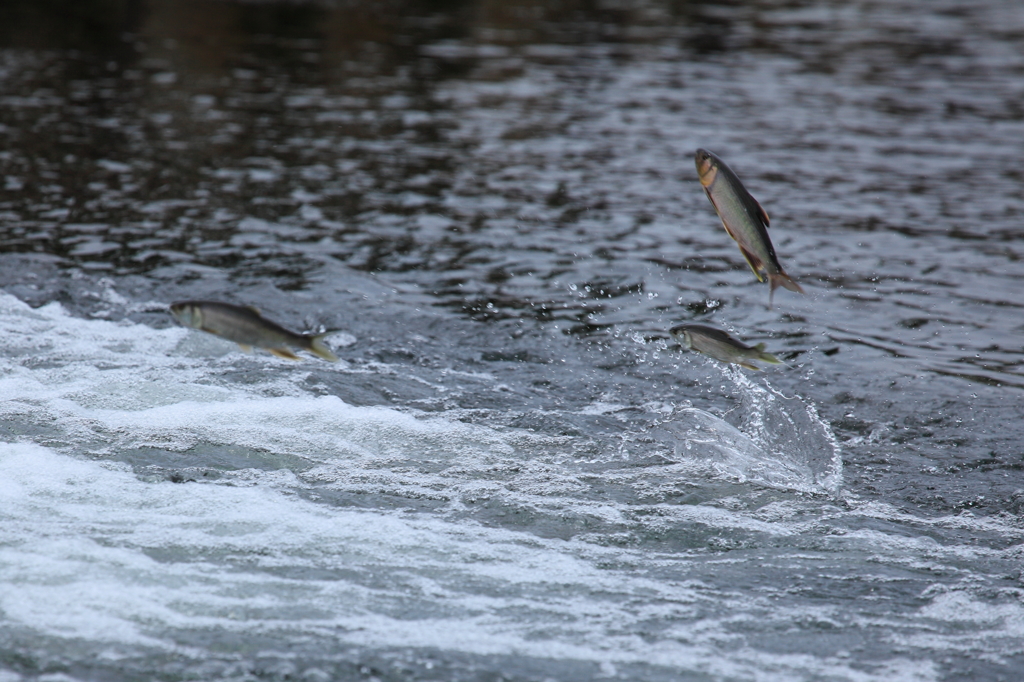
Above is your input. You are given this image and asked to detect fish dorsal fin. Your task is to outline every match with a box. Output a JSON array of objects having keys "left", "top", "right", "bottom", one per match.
[
  {"left": 755, "top": 199, "right": 770, "bottom": 228},
  {"left": 754, "top": 342, "right": 766, "bottom": 351}
]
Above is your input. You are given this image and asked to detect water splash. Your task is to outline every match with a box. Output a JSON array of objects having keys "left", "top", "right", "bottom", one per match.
[{"left": 723, "top": 367, "right": 843, "bottom": 495}]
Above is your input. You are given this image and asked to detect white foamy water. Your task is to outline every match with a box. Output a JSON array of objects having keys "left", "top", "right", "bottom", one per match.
[{"left": 0, "top": 291, "right": 1022, "bottom": 681}]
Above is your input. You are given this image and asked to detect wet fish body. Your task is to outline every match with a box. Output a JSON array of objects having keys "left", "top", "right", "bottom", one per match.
[
  {"left": 694, "top": 148, "right": 804, "bottom": 305},
  {"left": 169, "top": 300, "right": 338, "bottom": 362},
  {"left": 670, "top": 323, "right": 781, "bottom": 371}
]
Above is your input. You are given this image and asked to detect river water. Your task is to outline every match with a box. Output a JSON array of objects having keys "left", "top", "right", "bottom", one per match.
[{"left": 1, "top": 1, "right": 1023, "bottom": 680}]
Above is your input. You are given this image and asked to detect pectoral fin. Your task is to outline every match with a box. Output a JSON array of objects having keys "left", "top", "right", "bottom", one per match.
[
  {"left": 720, "top": 219, "right": 742, "bottom": 245},
  {"left": 736, "top": 360, "right": 762, "bottom": 371},
  {"left": 269, "top": 348, "right": 301, "bottom": 361},
  {"left": 237, "top": 344, "right": 253, "bottom": 353}
]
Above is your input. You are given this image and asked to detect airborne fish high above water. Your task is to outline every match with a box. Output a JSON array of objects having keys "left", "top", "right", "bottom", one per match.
[
  {"left": 670, "top": 323, "right": 782, "bottom": 371},
  {"left": 170, "top": 300, "right": 338, "bottom": 362},
  {"left": 694, "top": 148, "right": 804, "bottom": 306}
]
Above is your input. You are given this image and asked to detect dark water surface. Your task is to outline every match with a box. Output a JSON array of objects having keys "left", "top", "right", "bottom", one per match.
[{"left": 2, "top": 1, "right": 1024, "bottom": 680}]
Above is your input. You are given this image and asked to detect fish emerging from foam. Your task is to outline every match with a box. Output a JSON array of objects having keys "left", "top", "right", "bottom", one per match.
[
  {"left": 169, "top": 300, "right": 338, "bottom": 362},
  {"left": 694, "top": 148, "right": 804, "bottom": 306},
  {"left": 670, "top": 322, "right": 782, "bottom": 371}
]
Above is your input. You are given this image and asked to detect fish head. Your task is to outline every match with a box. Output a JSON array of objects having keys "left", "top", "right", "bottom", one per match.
[
  {"left": 669, "top": 325, "right": 694, "bottom": 349},
  {"left": 694, "top": 149, "right": 718, "bottom": 187},
  {"left": 169, "top": 301, "right": 202, "bottom": 328}
]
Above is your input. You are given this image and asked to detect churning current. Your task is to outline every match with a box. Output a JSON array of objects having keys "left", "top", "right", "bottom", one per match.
[{"left": 1, "top": 1, "right": 1023, "bottom": 680}]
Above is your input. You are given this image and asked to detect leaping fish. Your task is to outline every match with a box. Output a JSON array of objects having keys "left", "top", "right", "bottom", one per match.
[
  {"left": 694, "top": 148, "right": 804, "bottom": 306},
  {"left": 170, "top": 300, "right": 338, "bottom": 362},
  {"left": 670, "top": 323, "right": 782, "bottom": 371}
]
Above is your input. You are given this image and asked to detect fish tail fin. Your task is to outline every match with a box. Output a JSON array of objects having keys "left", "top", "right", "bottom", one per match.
[
  {"left": 753, "top": 342, "right": 782, "bottom": 365},
  {"left": 769, "top": 270, "right": 804, "bottom": 295},
  {"left": 767, "top": 270, "right": 804, "bottom": 308},
  {"left": 308, "top": 333, "right": 339, "bottom": 362}
]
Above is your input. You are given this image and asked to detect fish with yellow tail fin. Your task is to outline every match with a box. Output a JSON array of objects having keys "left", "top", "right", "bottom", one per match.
[
  {"left": 694, "top": 148, "right": 804, "bottom": 306},
  {"left": 169, "top": 300, "right": 338, "bottom": 362},
  {"left": 670, "top": 323, "right": 782, "bottom": 371}
]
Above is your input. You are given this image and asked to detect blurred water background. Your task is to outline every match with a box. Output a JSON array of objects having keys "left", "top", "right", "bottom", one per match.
[{"left": 1, "top": 0, "right": 1024, "bottom": 680}]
